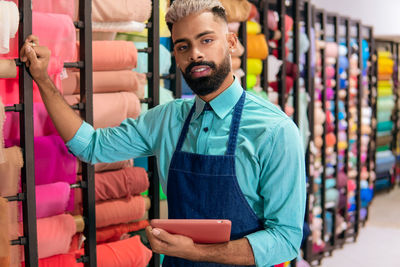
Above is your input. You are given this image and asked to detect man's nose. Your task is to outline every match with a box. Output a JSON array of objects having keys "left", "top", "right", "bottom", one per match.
[{"left": 188, "top": 47, "right": 204, "bottom": 62}]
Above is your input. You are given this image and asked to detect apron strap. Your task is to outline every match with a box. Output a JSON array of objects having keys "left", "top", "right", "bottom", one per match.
[
  {"left": 175, "top": 104, "right": 196, "bottom": 152},
  {"left": 226, "top": 92, "right": 246, "bottom": 155}
]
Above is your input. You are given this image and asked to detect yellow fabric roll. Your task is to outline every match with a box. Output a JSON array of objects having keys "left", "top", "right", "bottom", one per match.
[
  {"left": 247, "top": 34, "right": 268, "bottom": 60},
  {"left": 247, "top": 58, "right": 262, "bottom": 75},
  {"left": 338, "top": 141, "right": 348, "bottom": 150},
  {"left": 247, "top": 21, "right": 261, "bottom": 34},
  {"left": 377, "top": 81, "right": 392, "bottom": 87},
  {"left": 378, "top": 87, "right": 393, "bottom": 97}
]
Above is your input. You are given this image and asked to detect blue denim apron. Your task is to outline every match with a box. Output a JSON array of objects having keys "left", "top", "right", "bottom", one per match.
[{"left": 163, "top": 92, "right": 263, "bottom": 267}]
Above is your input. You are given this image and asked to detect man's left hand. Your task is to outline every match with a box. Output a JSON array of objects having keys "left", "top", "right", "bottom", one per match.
[{"left": 145, "top": 226, "right": 199, "bottom": 261}]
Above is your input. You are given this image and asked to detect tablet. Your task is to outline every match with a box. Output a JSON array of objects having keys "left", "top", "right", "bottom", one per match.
[{"left": 150, "top": 219, "right": 231, "bottom": 244}]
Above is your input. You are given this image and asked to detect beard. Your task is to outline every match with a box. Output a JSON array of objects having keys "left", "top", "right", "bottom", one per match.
[{"left": 181, "top": 52, "right": 231, "bottom": 96}]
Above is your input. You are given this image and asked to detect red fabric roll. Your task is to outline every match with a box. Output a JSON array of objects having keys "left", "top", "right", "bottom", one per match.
[
  {"left": 95, "top": 196, "right": 146, "bottom": 228},
  {"left": 77, "top": 167, "right": 149, "bottom": 201},
  {"left": 269, "top": 76, "right": 294, "bottom": 94},
  {"left": 22, "top": 253, "right": 81, "bottom": 267},
  {"left": 97, "top": 220, "right": 150, "bottom": 243}
]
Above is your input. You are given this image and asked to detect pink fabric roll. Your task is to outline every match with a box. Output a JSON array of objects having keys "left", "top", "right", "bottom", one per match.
[
  {"left": 33, "top": 0, "right": 76, "bottom": 20},
  {"left": 76, "top": 41, "right": 138, "bottom": 71},
  {"left": 0, "top": 11, "right": 76, "bottom": 103},
  {"left": 64, "top": 92, "right": 141, "bottom": 129},
  {"left": 3, "top": 103, "right": 57, "bottom": 140},
  {"left": 325, "top": 66, "right": 335, "bottom": 79},
  {"left": 78, "top": 167, "right": 149, "bottom": 201},
  {"left": 35, "top": 182, "right": 71, "bottom": 219},
  {"left": 96, "top": 196, "right": 146, "bottom": 228},
  {"left": 325, "top": 42, "right": 338, "bottom": 58},
  {"left": 267, "top": 10, "right": 278, "bottom": 30},
  {"left": 62, "top": 70, "right": 146, "bottom": 96}
]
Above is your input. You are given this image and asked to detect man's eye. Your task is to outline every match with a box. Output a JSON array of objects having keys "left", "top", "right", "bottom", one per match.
[
  {"left": 203, "top": 39, "right": 213, "bottom": 44},
  {"left": 178, "top": 45, "right": 188, "bottom": 51}
]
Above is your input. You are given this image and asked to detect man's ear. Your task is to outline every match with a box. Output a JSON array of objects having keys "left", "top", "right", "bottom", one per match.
[{"left": 227, "top": 32, "right": 238, "bottom": 54}]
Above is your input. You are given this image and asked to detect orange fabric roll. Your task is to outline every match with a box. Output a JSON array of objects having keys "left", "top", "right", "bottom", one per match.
[
  {"left": 247, "top": 34, "right": 268, "bottom": 60},
  {"left": 220, "top": 0, "right": 251, "bottom": 22},
  {"left": 64, "top": 92, "right": 141, "bottom": 129},
  {"left": 96, "top": 196, "right": 146, "bottom": 228},
  {"left": 77, "top": 167, "right": 149, "bottom": 201},
  {"left": 0, "top": 198, "right": 10, "bottom": 266},
  {"left": 76, "top": 41, "right": 138, "bottom": 71},
  {"left": 77, "top": 159, "right": 134, "bottom": 173},
  {"left": 62, "top": 70, "right": 146, "bottom": 97},
  {"left": 97, "top": 220, "right": 150, "bottom": 243},
  {"left": 232, "top": 57, "right": 241, "bottom": 70},
  {"left": 22, "top": 253, "right": 82, "bottom": 267}
]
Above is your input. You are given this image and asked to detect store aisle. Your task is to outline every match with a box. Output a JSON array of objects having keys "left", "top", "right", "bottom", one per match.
[{"left": 321, "top": 186, "right": 400, "bottom": 267}]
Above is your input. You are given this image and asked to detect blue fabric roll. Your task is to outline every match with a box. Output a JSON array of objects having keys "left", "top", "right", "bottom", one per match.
[{"left": 376, "top": 151, "right": 396, "bottom": 173}]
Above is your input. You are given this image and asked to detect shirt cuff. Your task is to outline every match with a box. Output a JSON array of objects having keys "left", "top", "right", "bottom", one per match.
[
  {"left": 66, "top": 121, "right": 95, "bottom": 156},
  {"left": 246, "top": 230, "right": 270, "bottom": 267}
]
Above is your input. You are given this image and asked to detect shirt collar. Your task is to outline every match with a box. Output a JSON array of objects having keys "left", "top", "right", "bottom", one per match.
[{"left": 193, "top": 77, "right": 244, "bottom": 120}]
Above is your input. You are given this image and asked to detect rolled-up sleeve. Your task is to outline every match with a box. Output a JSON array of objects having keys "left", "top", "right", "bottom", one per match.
[{"left": 246, "top": 118, "right": 306, "bottom": 267}]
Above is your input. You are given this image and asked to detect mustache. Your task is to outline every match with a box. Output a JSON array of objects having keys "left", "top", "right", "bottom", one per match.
[{"left": 185, "top": 61, "right": 216, "bottom": 75}]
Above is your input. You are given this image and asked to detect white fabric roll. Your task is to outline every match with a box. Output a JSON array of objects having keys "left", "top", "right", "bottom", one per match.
[
  {"left": 0, "top": 1, "right": 19, "bottom": 54},
  {"left": 92, "top": 21, "right": 146, "bottom": 33}
]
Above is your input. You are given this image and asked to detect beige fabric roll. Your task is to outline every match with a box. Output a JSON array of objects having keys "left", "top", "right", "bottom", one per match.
[
  {"left": 0, "top": 147, "right": 23, "bottom": 197},
  {"left": 0, "top": 59, "right": 17, "bottom": 78},
  {"left": 77, "top": 159, "right": 134, "bottom": 174}
]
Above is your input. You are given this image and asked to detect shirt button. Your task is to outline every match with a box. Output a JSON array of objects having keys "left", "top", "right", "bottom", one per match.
[{"left": 203, "top": 127, "right": 209, "bottom": 132}]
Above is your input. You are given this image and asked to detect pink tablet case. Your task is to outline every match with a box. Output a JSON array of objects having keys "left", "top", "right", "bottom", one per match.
[{"left": 150, "top": 219, "right": 231, "bottom": 244}]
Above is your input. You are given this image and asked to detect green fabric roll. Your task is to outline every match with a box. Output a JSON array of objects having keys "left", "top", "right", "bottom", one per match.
[
  {"left": 377, "top": 145, "right": 390, "bottom": 152},
  {"left": 377, "top": 121, "right": 393, "bottom": 132},
  {"left": 247, "top": 58, "right": 263, "bottom": 75},
  {"left": 377, "top": 96, "right": 395, "bottom": 112},
  {"left": 246, "top": 74, "right": 257, "bottom": 89},
  {"left": 247, "top": 88, "right": 269, "bottom": 101},
  {"left": 377, "top": 111, "right": 393, "bottom": 122}
]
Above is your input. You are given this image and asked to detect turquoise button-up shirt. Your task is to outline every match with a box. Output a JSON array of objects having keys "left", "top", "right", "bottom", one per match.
[{"left": 67, "top": 78, "right": 306, "bottom": 266}]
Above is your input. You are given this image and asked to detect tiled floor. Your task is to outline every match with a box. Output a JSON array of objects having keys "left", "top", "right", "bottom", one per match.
[{"left": 320, "top": 186, "right": 400, "bottom": 267}]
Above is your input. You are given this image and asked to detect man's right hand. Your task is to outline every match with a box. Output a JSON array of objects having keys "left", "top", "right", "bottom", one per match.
[{"left": 19, "top": 35, "right": 51, "bottom": 83}]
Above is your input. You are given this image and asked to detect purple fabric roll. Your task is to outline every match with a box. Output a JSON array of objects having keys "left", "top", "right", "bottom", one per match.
[{"left": 6, "top": 135, "right": 77, "bottom": 211}]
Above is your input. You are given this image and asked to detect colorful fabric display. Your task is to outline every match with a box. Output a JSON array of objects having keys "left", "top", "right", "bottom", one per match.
[
  {"left": 0, "top": 59, "right": 17, "bottom": 78},
  {"left": 0, "top": 146, "right": 23, "bottom": 197},
  {"left": 92, "top": 21, "right": 146, "bottom": 33},
  {"left": 0, "top": 1, "right": 19, "bottom": 54},
  {"left": 97, "top": 220, "right": 149, "bottom": 243},
  {"left": 247, "top": 34, "right": 268, "bottom": 60},
  {"left": 3, "top": 103, "right": 56, "bottom": 139},
  {"left": 64, "top": 92, "right": 141, "bottom": 128},
  {"left": 219, "top": 0, "right": 251, "bottom": 22},
  {"left": 76, "top": 41, "right": 138, "bottom": 71},
  {"left": 95, "top": 196, "right": 147, "bottom": 228},
  {"left": 62, "top": 70, "right": 146, "bottom": 96},
  {"left": 77, "top": 167, "right": 149, "bottom": 201},
  {"left": 91, "top": 0, "right": 151, "bottom": 23}
]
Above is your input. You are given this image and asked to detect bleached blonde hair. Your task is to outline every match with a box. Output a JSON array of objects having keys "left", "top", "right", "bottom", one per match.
[{"left": 165, "top": 0, "right": 227, "bottom": 32}]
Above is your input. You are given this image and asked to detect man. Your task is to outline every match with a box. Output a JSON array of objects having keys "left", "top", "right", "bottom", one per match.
[{"left": 20, "top": 0, "right": 305, "bottom": 266}]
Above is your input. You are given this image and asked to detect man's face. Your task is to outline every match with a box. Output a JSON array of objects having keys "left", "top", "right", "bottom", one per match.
[{"left": 171, "top": 11, "right": 235, "bottom": 96}]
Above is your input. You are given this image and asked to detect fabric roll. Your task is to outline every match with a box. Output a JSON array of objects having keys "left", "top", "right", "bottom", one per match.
[
  {"left": 91, "top": 0, "right": 151, "bottom": 23},
  {"left": 0, "top": 147, "right": 23, "bottom": 197},
  {"left": 0, "top": 198, "right": 10, "bottom": 266},
  {"left": 31, "top": 214, "right": 76, "bottom": 259},
  {"left": 92, "top": 21, "right": 146, "bottom": 33},
  {"left": 247, "top": 58, "right": 262, "bottom": 75},
  {"left": 134, "top": 42, "right": 172, "bottom": 75},
  {"left": 35, "top": 182, "right": 71, "bottom": 219},
  {"left": 0, "top": 59, "right": 17, "bottom": 78},
  {"left": 377, "top": 86, "right": 393, "bottom": 97},
  {"left": 0, "top": 1, "right": 19, "bottom": 54},
  {"left": 0, "top": 97, "right": 4, "bottom": 164},
  {"left": 377, "top": 96, "right": 395, "bottom": 112},
  {"left": 247, "top": 34, "right": 268, "bottom": 60},
  {"left": 377, "top": 121, "right": 393, "bottom": 132},
  {"left": 3, "top": 103, "right": 57, "bottom": 140},
  {"left": 377, "top": 111, "right": 392, "bottom": 122},
  {"left": 62, "top": 70, "right": 146, "bottom": 96},
  {"left": 325, "top": 42, "right": 338, "bottom": 58},
  {"left": 378, "top": 74, "right": 393, "bottom": 80},
  {"left": 228, "top": 22, "right": 240, "bottom": 33},
  {"left": 246, "top": 74, "right": 257, "bottom": 89},
  {"left": 77, "top": 167, "right": 149, "bottom": 201},
  {"left": 247, "top": 21, "right": 261, "bottom": 34},
  {"left": 76, "top": 41, "right": 138, "bottom": 71},
  {"left": 22, "top": 253, "right": 81, "bottom": 267},
  {"left": 78, "top": 159, "right": 134, "bottom": 173},
  {"left": 64, "top": 92, "right": 141, "bottom": 129},
  {"left": 232, "top": 57, "right": 241, "bottom": 70},
  {"left": 220, "top": 0, "right": 251, "bottom": 22},
  {"left": 96, "top": 196, "right": 146, "bottom": 228},
  {"left": 97, "top": 220, "right": 149, "bottom": 243}
]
